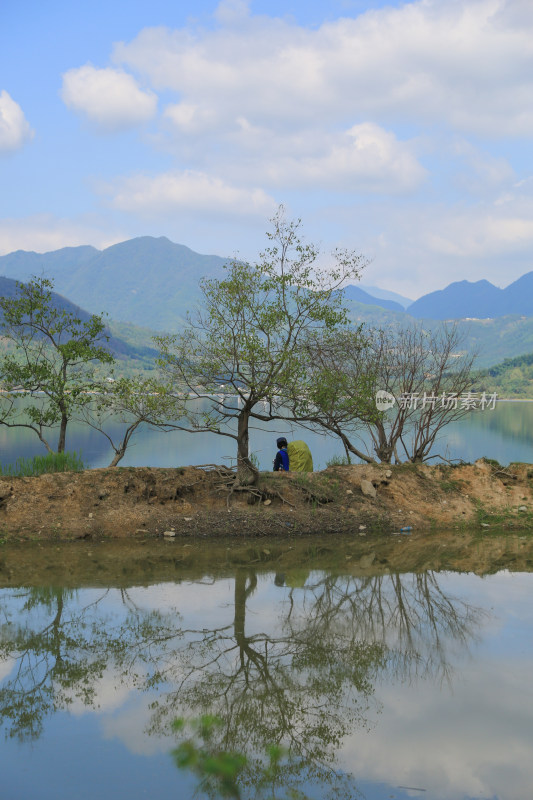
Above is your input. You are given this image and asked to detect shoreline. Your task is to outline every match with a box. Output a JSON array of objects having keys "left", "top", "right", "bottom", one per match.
[{"left": 0, "top": 459, "right": 531, "bottom": 541}]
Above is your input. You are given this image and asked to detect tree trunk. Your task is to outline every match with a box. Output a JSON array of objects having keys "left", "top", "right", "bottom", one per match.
[
  {"left": 234, "top": 570, "right": 257, "bottom": 647},
  {"left": 236, "top": 406, "right": 258, "bottom": 485},
  {"left": 109, "top": 448, "right": 126, "bottom": 467},
  {"left": 372, "top": 423, "right": 393, "bottom": 464},
  {"left": 57, "top": 413, "right": 68, "bottom": 453}
]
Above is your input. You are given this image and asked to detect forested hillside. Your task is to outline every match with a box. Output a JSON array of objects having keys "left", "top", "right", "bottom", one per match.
[{"left": 471, "top": 352, "right": 533, "bottom": 398}]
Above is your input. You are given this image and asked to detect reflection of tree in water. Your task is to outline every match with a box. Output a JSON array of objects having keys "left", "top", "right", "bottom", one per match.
[
  {"left": 0, "top": 569, "right": 486, "bottom": 795},
  {"left": 0, "top": 586, "right": 181, "bottom": 742},
  {"left": 148, "top": 568, "right": 385, "bottom": 798},
  {"left": 288, "top": 571, "right": 484, "bottom": 686}
]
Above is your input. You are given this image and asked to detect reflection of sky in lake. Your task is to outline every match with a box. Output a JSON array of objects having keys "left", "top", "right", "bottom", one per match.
[
  {"left": 2, "top": 571, "right": 533, "bottom": 799},
  {"left": 1, "top": 401, "right": 532, "bottom": 469},
  {"left": 340, "top": 572, "right": 533, "bottom": 800}
]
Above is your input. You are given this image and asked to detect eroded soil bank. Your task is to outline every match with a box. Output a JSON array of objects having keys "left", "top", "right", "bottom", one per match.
[{"left": 0, "top": 459, "right": 531, "bottom": 542}]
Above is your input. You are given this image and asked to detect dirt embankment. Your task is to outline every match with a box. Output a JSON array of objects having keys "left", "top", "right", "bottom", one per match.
[{"left": 0, "top": 459, "right": 531, "bottom": 541}]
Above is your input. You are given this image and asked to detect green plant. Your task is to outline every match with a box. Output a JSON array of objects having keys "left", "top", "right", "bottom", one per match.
[
  {"left": 0, "top": 275, "right": 114, "bottom": 452},
  {"left": 440, "top": 479, "right": 465, "bottom": 494},
  {"left": 79, "top": 375, "right": 183, "bottom": 467},
  {"left": 172, "top": 716, "right": 298, "bottom": 800},
  {"left": 480, "top": 457, "right": 502, "bottom": 468},
  {"left": 0, "top": 450, "right": 85, "bottom": 477},
  {"left": 326, "top": 454, "right": 351, "bottom": 467}
]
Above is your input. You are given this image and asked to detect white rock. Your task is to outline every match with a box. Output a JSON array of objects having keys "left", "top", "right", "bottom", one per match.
[
  {"left": 360, "top": 479, "right": 377, "bottom": 499},
  {"left": 163, "top": 530, "right": 176, "bottom": 537}
]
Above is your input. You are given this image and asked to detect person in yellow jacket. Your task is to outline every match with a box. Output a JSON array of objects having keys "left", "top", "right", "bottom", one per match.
[{"left": 273, "top": 438, "right": 313, "bottom": 472}]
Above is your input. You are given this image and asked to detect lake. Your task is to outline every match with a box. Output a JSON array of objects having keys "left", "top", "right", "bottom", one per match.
[
  {"left": 1, "top": 536, "right": 533, "bottom": 800},
  {"left": 0, "top": 399, "right": 532, "bottom": 471},
  {"left": 1, "top": 400, "right": 533, "bottom": 799}
]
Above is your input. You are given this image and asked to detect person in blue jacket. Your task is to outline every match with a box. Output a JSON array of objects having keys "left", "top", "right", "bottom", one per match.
[{"left": 273, "top": 437, "right": 290, "bottom": 471}]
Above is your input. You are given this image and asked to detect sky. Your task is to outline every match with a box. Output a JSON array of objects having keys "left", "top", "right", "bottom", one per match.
[{"left": 1, "top": 0, "right": 533, "bottom": 300}]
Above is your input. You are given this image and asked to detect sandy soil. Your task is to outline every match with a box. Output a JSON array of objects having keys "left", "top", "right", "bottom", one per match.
[{"left": 0, "top": 459, "right": 531, "bottom": 542}]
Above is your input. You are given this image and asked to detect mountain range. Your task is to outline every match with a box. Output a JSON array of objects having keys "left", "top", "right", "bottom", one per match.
[
  {"left": 0, "top": 237, "right": 418, "bottom": 331},
  {"left": 0, "top": 236, "right": 532, "bottom": 352},
  {"left": 407, "top": 274, "right": 533, "bottom": 319},
  {"left": 0, "top": 275, "right": 157, "bottom": 366},
  {"left": 0, "top": 237, "right": 229, "bottom": 333}
]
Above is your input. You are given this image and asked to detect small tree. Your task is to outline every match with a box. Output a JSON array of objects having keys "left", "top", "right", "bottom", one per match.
[
  {"left": 309, "top": 323, "right": 476, "bottom": 464},
  {"left": 156, "top": 208, "right": 368, "bottom": 484},
  {"left": 79, "top": 376, "right": 184, "bottom": 466},
  {"left": 0, "top": 276, "right": 114, "bottom": 453},
  {"left": 294, "top": 328, "right": 380, "bottom": 464}
]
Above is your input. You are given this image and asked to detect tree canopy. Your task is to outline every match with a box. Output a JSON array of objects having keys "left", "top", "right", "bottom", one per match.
[
  {"left": 0, "top": 276, "right": 114, "bottom": 453},
  {"left": 156, "top": 208, "right": 369, "bottom": 482}
]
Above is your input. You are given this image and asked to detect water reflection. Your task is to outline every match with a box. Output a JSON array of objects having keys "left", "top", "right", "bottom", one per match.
[
  {"left": 288, "top": 572, "right": 483, "bottom": 686},
  {"left": 0, "top": 563, "right": 487, "bottom": 799}
]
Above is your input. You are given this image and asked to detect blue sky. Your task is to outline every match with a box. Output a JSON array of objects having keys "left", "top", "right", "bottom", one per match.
[{"left": 1, "top": 0, "right": 533, "bottom": 299}]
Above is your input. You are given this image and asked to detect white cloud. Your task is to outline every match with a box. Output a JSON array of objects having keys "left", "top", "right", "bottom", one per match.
[
  {"left": 451, "top": 138, "right": 515, "bottom": 192},
  {"left": 163, "top": 101, "right": 216, "bottom": 134},
  {"left": 62, "top": 667, "right": 138, "bottom": 716},
  {"left": 326, "top": 179, "right": 533, "bottom": 300},
  {"left": 0, "top": 214, "right": 124, "bottom": 256},
  {"left": 61, "top": 65, "right": 157, "bottom": 132},
  {"left": 112, "top": 0, "right": 533, "bottom": 138},
  {"left": 339, "top": 657, "right": 533, "bottom": 800},
  {"left": 106, "top": 169, "right": 277, "bottom": 218},
  {"left": 0, "top": 90, "right": 34, "bottom": 154},
  {"left": 259, "top": 124, "right": 426, "bottom": 193},
  {"left": 0, "top": 656, "right": 15, "bottom": 681},
  {"left": 161, "top": 110, "right": 424, "bottom": 194},
  {"left": 419, "top": 176, "right": 533, "bottom": 260},
  {"left": 214, "top": 0, "right": 251, "bottom": 25}
]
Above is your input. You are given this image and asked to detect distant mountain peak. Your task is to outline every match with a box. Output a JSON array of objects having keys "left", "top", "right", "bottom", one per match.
[{"left": 408, "top": 272, "right": 532, "bottom": 320}]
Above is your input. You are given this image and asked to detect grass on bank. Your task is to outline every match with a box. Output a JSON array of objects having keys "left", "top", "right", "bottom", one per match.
[{"left": 0, "top": 451, "right": 85, "bottom": 477}]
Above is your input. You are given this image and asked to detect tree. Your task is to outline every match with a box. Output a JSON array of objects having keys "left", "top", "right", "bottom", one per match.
[
  {"left": 292, "top": 328, "right": 380, "bottom": 464},
  {"left": 0, "top": 276, "right": 114, "bottom": 453},
  {"left": 78, "top": 375, "right": 185, "bottom": 466},
  {"left": 305, "top": 323, "right": 476, "bottom": 464},
  {"left": 156, "top": 208, "right": 368, "bottom": 484},
  {"left": 364, "top": 323, "right": 477, "bottom": 463}
]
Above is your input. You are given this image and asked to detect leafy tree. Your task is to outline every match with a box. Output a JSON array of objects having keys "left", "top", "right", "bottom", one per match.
[
  {"left": 0, "top": 276, "right": 114, "bottom": 453},
  {"left": 156, "top": 208, "right": 368, "bottom": 484},
  {"left": 78, "top": 375, "right": 184, "bottom": 466},
  {"left": 292, "top": 328, "right": 380, "bottom": 464}
]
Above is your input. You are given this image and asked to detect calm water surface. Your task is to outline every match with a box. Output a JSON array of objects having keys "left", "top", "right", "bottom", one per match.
[
  {"left": 1, "top": 538, "right": 533, "bottom": 800},
  {"left": 0, "top": 400, "right": 532, "bottom": 469}
]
